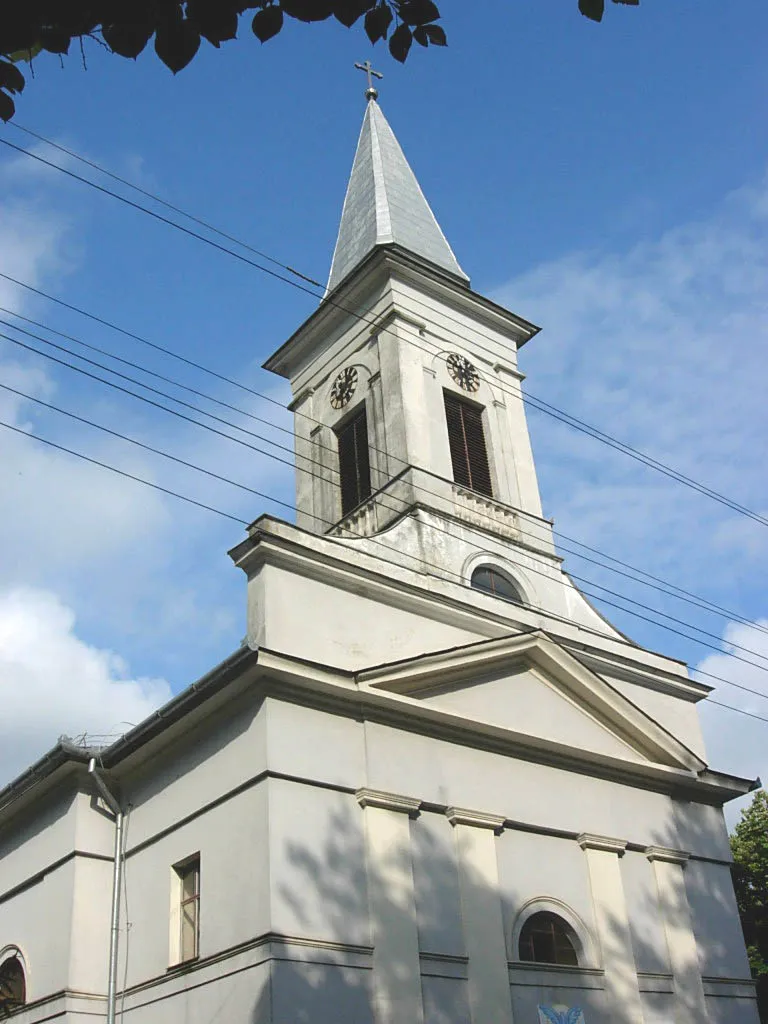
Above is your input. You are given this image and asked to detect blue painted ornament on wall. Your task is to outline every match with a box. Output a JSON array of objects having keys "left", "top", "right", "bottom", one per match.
[{"left": 537, "top": 1006, "right": 585, "bottom": 1024}]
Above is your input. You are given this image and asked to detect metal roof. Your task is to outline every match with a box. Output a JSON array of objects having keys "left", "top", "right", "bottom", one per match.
[{"left": 326, "top": 99, "right": 469, "bottom": 293}]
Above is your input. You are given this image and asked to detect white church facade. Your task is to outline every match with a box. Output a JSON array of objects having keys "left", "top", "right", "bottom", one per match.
[{"left": 0, "top": 93, "right": 761, "bottom": 1024}]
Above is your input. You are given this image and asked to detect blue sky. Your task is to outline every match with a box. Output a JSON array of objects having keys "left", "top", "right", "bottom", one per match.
[{"left": 1, "top": 0, "right": 767, "bottom": 813}]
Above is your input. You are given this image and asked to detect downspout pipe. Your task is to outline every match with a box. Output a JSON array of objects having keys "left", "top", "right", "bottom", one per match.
[{"left": 88, "top": 759, "right": 123, "bottom": 1024}]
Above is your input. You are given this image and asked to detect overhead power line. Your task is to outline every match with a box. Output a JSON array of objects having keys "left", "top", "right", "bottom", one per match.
[
  {"left": 1, "top": 134, "right": 766, "bottom": 529},
  {"left": 2, "top": 408, "right": 767, "bottom": 723},
  {"left": 3, "top": 339, "right": 768, "bottom": 681},
  {"left": 2, "top": 301, "right": 766, "bottom": 648}
]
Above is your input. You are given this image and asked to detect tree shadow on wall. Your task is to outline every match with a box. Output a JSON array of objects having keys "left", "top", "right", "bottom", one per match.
[{"left": 246, "top": 783, "right": 758, "bottom": 1024}]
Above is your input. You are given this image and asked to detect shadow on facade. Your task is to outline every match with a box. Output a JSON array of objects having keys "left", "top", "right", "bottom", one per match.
[{"left": 239, "top": 789, "right": 754, "bottom": 1024}]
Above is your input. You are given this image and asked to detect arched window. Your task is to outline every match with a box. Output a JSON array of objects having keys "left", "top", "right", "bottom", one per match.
[
  {"left": 519, "top": 912, "right": 579, "bottom": 966},
  {"left": 0, "top": 954, "right": 26, "bottom": 1015},
  {"left": 471, "top": 565, "right": 524, "bottom": 605}
]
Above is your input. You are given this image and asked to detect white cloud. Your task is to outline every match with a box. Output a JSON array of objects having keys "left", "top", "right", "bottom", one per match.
[
  {"left": 0, "top": 587, "right": 172, "bottom": 788},
  {"left": 496, "top": 170, "right": 768, "bottom": 592},
  {"left": 696, "top": 620, "right": 768, "bottom": 827}
]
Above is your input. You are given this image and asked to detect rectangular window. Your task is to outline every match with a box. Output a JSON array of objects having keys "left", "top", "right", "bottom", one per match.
[
  {"left": 174, "top": 855, "right": 200, "bottom": 963},
  {"left": 444, "top": 391, "right": 493, "bottom": 497},
  {"left": 336, "top": 405, "right": 372, "bottom": 516}
]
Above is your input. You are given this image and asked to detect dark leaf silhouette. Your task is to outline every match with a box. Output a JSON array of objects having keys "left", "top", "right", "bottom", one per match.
[
  {"left": 364, "top": 3, "right": 393, "bottom": 43},
  {"left": 333, "top": 0, "right": 371, "bottom": 27},
  {"left": 280, "top": 0, "right": 334, "bottom": 22},
  {"left": 389, "top": 21, "right": 412, "bottom": 62},
  {"left": 0, "top": 0, "right": 640, "bottom": 119},
  {"left": 154, "top": 16, "right": 201, "bottom": 73},
  {"left": 413, "top": 24, "right": 429, "bottom": 46},
  {"left": 399, "top": 0, "right": 439, "bottom": 25},
  {"left": 0, "top": 90, "right": 14, "bottom": 122},
  {"left": 0, "top": 60, "right": 25, "bottom": 94},
  {"left": 252, "top": 5, "right": 284, "bottom": 42},
  {"left": 102, "top": 21, "right": 154, "bottom": 59},
  {"left": 423, "top": 23, "right": 445, "bottom": 45},
  {"left": 187, "top": 1, "right": 239, "bottom": 45},
  {"left": 579, "top": 0, "right": 605, "bottom": 21}
]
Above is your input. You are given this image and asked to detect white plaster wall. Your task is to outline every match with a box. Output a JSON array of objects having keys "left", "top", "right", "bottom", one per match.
[
  {"left": 360, "top": 720, "right": 691, "bottom": 852},
  {"left": 68, "top": 856, "right": 112, "bottom": 994},
  {"left": 419, "top": 667, "right": 642, "bottom": 763},
  {"left": 267, "top": 777, "right": 370, "bottom": 947},
  {"left": 685, "top": 859, "right": 752, "bottom": 978},
  {"left": 265, "top": 698, "right": 367, "bottom": 787},
  {"left": 251, "top": 561, "right": 482, "bottom": 669},
  {"left": 601, "top": 675, "right": 707, "bottom": 761},
  {"left": 620, "top": 851, "right": 671, "bottom": 975},
  {"left": 120, "top": 781, "right": 269, "bottom": 988},
  {"left": 122, "top": 687, "right": 267, "bottom": 850},
  {"left": 496, "top": 830, "right": 598, "bottom": 964},
  {"left": 0, "top": 787, "right": 77, "bottom": 894},
  {"left": 0, "top": 857, "right": 75, "bottom": 1001},
  {"left": 271, "top": 960, "right": 374, "bottom": 1023},
  {"left": 121, "top": 957, "right": 271, "bottom": 1023},
  {"left": 421, "top": 975, "right": 471, "bottom": 1024},
  {"left": 410, "top": 813, "right": 464, "bottom": 957}
]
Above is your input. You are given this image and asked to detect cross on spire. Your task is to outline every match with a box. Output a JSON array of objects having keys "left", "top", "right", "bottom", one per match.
[{"left": 354, "top": 60, "right": 383, "bottom": 102}]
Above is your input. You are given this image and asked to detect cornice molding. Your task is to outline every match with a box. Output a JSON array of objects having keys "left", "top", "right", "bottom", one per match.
[
  {"left": 645, "top": 846, "right": 690, "bottom": 866},
  {"left": 578, "top": 833, "right": 628, "bottom": 855},
  {"left": 355, "top": 788, "right": 421, "bottom": 817},
  {"left": 446, "top": 806, "right": 505, "bottom": 833}
]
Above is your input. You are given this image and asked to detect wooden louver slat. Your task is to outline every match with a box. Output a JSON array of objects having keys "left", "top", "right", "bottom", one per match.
[
  {"left": 337, "top": 405, "right": 372, "bottom": 516},
  {"left": 444, "top": 391, "right": 493, "bottom": 497}
]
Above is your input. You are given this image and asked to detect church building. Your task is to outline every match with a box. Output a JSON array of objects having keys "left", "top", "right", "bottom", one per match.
[{"left": 0, "top": 86, "right": 761, "bottom": 1024}]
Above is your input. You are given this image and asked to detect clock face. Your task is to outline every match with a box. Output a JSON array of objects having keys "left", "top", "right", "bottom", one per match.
[
  {"left": 447, "top": 353, "right": 480, "bottom": 392},
  {"left": 330, "top": 366, "right": 358, "bottom": 409}
]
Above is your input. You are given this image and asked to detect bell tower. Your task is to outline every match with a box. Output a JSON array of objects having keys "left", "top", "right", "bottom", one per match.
[{"left": 263, "top": 89, "right": 561, "bottom": 594}]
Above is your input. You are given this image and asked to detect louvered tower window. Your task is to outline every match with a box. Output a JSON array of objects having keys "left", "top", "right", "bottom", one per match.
[
  {"left": 336, "top": 405, "right": 372, "bottom": 516},
  {"left": 444, "top": 391, "right": 493, "bottom": 496}
]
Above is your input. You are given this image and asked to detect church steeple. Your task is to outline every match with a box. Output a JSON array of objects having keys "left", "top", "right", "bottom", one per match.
[{"left": 326, "top": 98, "right": 469, "bottom": 292}]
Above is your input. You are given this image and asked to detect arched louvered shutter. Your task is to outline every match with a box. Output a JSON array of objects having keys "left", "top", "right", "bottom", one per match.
[
  {"left": 444, "top": 391, "right": 493, "bottom": 496},
  {"left": 336, "top": 405, "right": 372, "bottom": 516}
]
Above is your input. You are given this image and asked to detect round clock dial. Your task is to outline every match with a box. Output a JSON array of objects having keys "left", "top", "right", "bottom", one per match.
[
  {"left": 330, "top": 366, "right": 358, "bottom": 409},
  {"left": 447, "top": 353, "right": 480, "bottom": 392}
]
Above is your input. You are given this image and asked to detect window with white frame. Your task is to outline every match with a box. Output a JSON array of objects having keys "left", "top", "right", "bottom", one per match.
[{"left": 171, "top": 855, "right": 200, "bottom": 965}]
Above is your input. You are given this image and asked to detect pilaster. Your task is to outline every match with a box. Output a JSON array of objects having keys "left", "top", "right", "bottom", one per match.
[
  {"left": 646, "top": 846, "right": 710, "bottom": 1023},
  {"left": 447, "top": 807, "right": 514, "bottom": 1024},
  {"left": 356, "top": 788, "right": 424, "bottom": 1024},
  {"left": 578, "top": 833, "right": 644, "bottom": 1023}
]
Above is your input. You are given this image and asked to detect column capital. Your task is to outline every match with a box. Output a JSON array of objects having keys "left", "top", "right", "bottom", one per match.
[
  {"left": 446, "top": 807, "right": 505, "bottom": 833},
  {"left": 577, "top": 833, "right": 628, "bottom": 855},
  {"left": 645, "top": 845, "right": 690, "bottom": 866},
  {"left": 356, "top": 788, "right": 421, "bottom": 817}
]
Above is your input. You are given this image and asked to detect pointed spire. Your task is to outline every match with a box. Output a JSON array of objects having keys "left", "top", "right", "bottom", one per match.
[{"left": 327, "top": 100, "right": 469, "bottom": 293}]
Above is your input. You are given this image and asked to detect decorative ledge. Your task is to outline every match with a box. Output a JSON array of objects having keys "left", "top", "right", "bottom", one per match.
[
  {"left": 355, "top": 788, "right": 421, "bottom": 817},
  {"left": 645, "top": 846, "right": 690, "bottom": 866},
  {"left": 577, "top": 833, "right": 628, "bottom": 855},
  {"left": 446, "top": 807, "right": 505, "bottom": 833}
]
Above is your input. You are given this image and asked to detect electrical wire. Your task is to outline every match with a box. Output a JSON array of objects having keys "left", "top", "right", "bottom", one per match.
[
  {"left": 4, "top": 346, "right": 768, "bottom": 680},
  {"left": 2, "top": 410, "right": 766, "bottom": 723},
  {"left": 1, "top": 292, "right": 766, "bottom": 647},
  {"left": 2, "top": 135, "right": 766, "bottom": 529}
]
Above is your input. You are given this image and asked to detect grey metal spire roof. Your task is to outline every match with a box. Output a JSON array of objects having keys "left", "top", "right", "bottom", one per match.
[{"left": 327, "top": 99, "right": 469, "bottom": 293}]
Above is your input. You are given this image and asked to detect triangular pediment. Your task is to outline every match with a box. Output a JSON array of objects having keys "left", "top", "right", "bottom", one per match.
[{"left": 359, "top": 632, "right": 705, "bottom": 772}]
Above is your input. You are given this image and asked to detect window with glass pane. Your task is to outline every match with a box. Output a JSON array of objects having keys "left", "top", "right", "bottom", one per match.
[
  {"left": 176, "top": 856, "right": 200, "bottom": 962},
  {"left": 518, "top": 912, "right": 579, "bottom": 966},
  {"left": 444, "top": 391, "right": 493, "bottom": 496},
  {"left": 0, "top": 956, "right": 26, "bottom": 1014},
  {"left": 471, "top": 565, "right": 523, "bottom": 605},
  {"left": 336, "top": 405, "right": 372, "bottom": 516}
]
